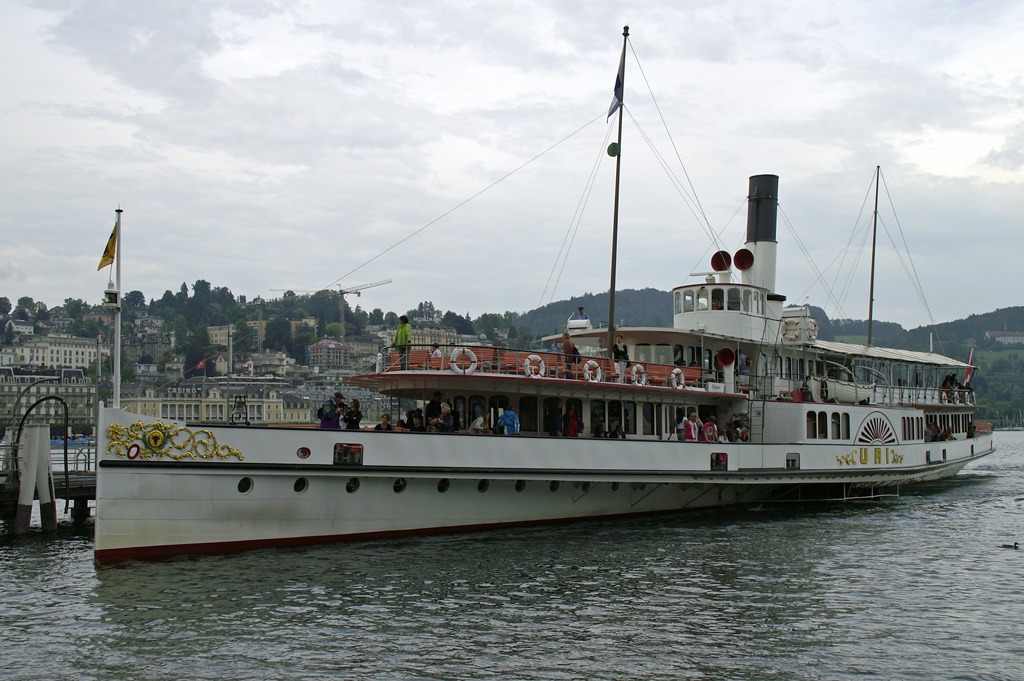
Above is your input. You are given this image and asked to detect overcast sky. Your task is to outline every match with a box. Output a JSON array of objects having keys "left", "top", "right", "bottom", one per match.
[{"left": 2, "top": 0, "right": 1022, "bottom": 331}]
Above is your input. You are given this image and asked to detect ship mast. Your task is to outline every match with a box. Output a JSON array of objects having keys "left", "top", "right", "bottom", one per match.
[
  {"left": 606, "top": 26, "right": 628, "bottom": 354},
  {"left": 867, "top": 165, "right": 880, "bottom": 346}
]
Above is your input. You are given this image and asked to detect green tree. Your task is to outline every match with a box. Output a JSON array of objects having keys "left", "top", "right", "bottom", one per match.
[
  {"left": 123, "top": 290, "right": 146, "bottom": 310},
  {"left": 0, "top": 297, "right": 10, "bottom": 316},
  {"left": 325, "top": 322, "right": 342, "bottom": 338}
]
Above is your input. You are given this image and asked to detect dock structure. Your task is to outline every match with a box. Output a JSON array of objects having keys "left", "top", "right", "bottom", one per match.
[{"left": 1, "top": 429, "right": 96, "bottom": 532}]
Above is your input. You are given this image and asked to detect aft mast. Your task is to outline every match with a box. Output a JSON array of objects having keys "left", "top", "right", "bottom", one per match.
[
  {"left": 867, "top": 165, "right": 879, "bottom": 346},
  {"left": 606, "top": 25, "right": 629, "bottom": 354}
]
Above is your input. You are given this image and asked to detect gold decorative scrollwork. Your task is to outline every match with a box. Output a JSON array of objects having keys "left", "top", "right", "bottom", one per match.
[
  {"left": 836, "top": 451, "right": 857, "bottom": 466},
  {"left": 106, "top": 421, "right": 244, "bottom": 461}
]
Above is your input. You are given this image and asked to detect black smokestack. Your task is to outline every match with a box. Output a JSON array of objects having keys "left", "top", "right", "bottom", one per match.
[{"left": 746, "top": 174, "right": 779, "bottom": 243}]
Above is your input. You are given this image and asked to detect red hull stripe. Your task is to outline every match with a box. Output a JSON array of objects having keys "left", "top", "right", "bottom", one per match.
[{"left": 94, "top": 508, "right": 671, "bottom": 564}]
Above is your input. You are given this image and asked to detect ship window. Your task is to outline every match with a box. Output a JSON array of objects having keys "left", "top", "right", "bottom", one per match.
[
  {"left": 469, "top": 395, "right": 486, "bottom": 426},
  {"left": 519, "top": 396, "right": 537, "bottom": 433},
  {"left": 590, "top": 400, "right": 606, "bottom": 437},
  {"left": 642, "top": 403, "right": 655, "bottom": 435},
  {"left": 453, "top": 396, "right": 466, "bottom": 427},
  {"left": 654, "top": 344, "right": 672, "bottom": 364},
  {"left": 728, "top": 288, "right": 741, "bottom": 311},
  {"left": 842, "top": 413, "right": 851, "bottom": 439},
  {"left": 674, "top": 291, "right": 682, "bottom": 314},
  {"left": 817, "top": 412, "right": 828, "bottom": 439},
  {"left": 608, "top": 400, "right": 622, "bottom": 435},
  {"left": 711, "top": 288, "right": 724, "bottom": 310},
  {"left": 743, "top": 289, "right": 751, "bottom": 312},
  {"left": 635, "top": 344, "right": 651, "bottom": 362},
  {"left": 623, "top": 401, "right": 637, "bottom": 435},
  {"left": 683, "top": 290, "right": 694, "bottom": 312},
  {"left": 673, "top": 345, "right": 685, "bottom": 366},
  {"left": 831, "top": 412, "right": 841, "bottom": 439},
  {"left": 806, "top": 412, "right": 817, "bottom": 439},
  {"left": 542, "top": 397, "right": 562, "bottom": 434},
  {"left": 697, "top": 288, "right": 709, "bottom": 311},
  {"left": 784, "top": 357, "right": 792, "bottom": 378}
]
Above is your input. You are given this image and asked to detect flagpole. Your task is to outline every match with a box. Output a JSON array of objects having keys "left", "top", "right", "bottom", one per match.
[
  {"left": 113, "top": 208, "right": 122, "bottom": 408},
  {"left": 606, "top": 25, "right": 628, "bottom": 356}
]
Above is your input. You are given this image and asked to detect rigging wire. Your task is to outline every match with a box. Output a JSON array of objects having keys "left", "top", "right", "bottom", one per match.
[
  {"left": 326, "top": 113, "right": 606, "bottom": 291},
  {"left": 778, "top": 205, "right": 849, "bottom": 318},
  {"left": 538, "top": 122, "right": 614, "bottom": 308},
  {"left": 627, "top": 40, "right": 717, "bottom": 248}
]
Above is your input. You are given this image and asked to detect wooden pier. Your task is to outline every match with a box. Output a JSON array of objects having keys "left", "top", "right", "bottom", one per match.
[{"left": 1, "top": 426, "right": 96, "bottom": 530}]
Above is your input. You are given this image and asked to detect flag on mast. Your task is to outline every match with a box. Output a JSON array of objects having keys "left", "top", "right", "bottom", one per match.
[
  {"left": 964, "top": 347, "right": 975, "bottom": 386},
  {"left": 97, "top": 221, "right": 118, "bottom": 270},
  {"left": 607, "top": 44, "right": 626, "bottom": 121}
]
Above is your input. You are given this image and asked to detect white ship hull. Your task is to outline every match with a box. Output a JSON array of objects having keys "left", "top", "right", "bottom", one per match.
[{"left": 95, "top": 406, "right": 992, "bottom": 563}]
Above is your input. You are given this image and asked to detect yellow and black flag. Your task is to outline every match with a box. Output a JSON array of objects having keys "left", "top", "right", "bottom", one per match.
[{"left": 97, "top": 222, "right": 117, "bottom": 270}]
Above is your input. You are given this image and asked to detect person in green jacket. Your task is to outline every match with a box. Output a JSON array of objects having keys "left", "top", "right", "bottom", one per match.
[{"left": 393, "top": 315, "right": 412, "bottom": 369}]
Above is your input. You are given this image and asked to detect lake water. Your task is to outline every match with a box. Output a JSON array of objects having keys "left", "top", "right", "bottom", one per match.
[{"left": 2, "top": 434, "right": 1023, "bottom": 680}]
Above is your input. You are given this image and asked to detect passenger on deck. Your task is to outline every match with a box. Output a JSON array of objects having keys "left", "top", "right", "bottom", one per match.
[
  {"left": 496, "top": 408, "right": 520, "bottom": 436},
  {"left": 608, "top": 421, "right": 626, "bottom": 439},
  {"left": 344, "top": 398, "right": 362, "bottom": 430},
  {"left": 469, "top": 409, "right": 490, "bottom": 434},
  {"left": 425, "top": 391, "right": 444, "bottom": 423},
  {"left": 319, "top": 392, "right": 345, "bottom": 429},
  {"left": 575, "top": 306, "right": 589, "bottom": 321},
  {"left": 737, "top": 350, "right": 750, "bottom": 386},
  {"left": 593, "top": 421, "right": 607, "bottom": 438},
  {"left": 545, "top": 399, "right": 563, "bottom": 436},
  {"left": 431, "top": 343, "right": 443, "bottom": 360},
  {"left": 683, "top": 411, "right": 702, "bottom": 442},
  {"left": 702, "top": 415, "right": 718, "bottom": 442},
  {"left": 562, "top": 332, "right": 579, "bottom": 377},
  {"left": 612, "top": 335, "right": 629, "bottom": 383},
  {"left": 409, "top": 415, "right": 426, "bottom": 432},
  {"left": 674, "top": 411, "right": 686, "bottom": 441},
  {"left": 562, "top": 405, "right": 583, "bottom": 437},
  {"left": 925, "top": 422, "right": 940, "bottom": 442},
  {"left": 393, "top": 315, "right": 412, "bottom": 369},
  {"left": 430, "top": 404, "right": 454, "bottom": 432},
  {"left": 374, "top": 413, "right": 393, "bottom": 431}
]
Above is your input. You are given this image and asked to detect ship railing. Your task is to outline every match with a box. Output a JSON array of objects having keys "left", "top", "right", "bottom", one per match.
[{"left": 381, "top": 344, "right": 741, "bottom": 391}]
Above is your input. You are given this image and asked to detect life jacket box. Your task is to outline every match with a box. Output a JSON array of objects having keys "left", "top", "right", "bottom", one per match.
[
  {"left": 706, "top": 382, "right": 725, "bottom": 393},
  {"left": 566, "top": 319, "right": 593, "bottom": 331},
  {"left": 791, "top": 390, "right": 804, "bottom": 403}
]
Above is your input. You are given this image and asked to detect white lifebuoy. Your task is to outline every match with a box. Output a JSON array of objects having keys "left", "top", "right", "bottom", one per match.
[
  {"left": 670, "top": 367, "right": 685, "bottom": 389},
  {"left": 523, "top": 354, "right": 546, "bottom": 378},
  {"left": 582, "top": 359, "right": 602, "bottom": 382},
  {"left": 450, "top": 347, "right": 478, "bottom": 375},
  {"left": 631, "top": 363, "right": 647, "bottom": 385}
]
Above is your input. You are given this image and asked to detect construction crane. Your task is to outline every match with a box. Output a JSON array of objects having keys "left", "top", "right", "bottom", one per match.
[{"left": 270, "top": 279, "right": 391, "bottom": 346}]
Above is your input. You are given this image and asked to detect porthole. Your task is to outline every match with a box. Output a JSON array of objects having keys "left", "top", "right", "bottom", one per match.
[
  {"left": 549, "top": 481, "right": 560, "bottom": 492},
  {"left": 394, "top": 478, "right": 407, "bottom": 493},
  {"left": 346, "top": 477, "right": 360, "bottom": 493},
  {"left": 293, "top": 477, "right": 308, "bottom": 493},
  {"left": 477, "top": 479, "right": 490, "bottom": 493},
  {"left": 611, "top": 482, "right": 620, "bottom": 491},
  {"left": 437, "top": 478, "right": 450, "bottom": 493},
  {"left": 237, "top": 477, "right": 253, "bottom": 494},
  {"left": 515, "top": 480, "right": 526, "bottom": 492},
  {"left": 581, "top": 482, "right": 591, "bottom": 492},
  {"left": 296, "top": 447, "right": 311, "bottom": 459}
]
